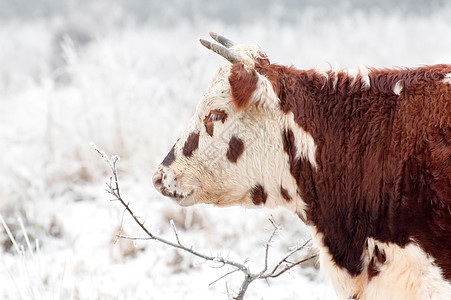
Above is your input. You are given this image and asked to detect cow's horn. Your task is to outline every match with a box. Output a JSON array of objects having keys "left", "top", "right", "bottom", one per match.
[
  {"left": 200, "top": 39, "right": 241, "bottom": 64},
  {"left": 209, "top": 32, "right": 235, "bottom": 48}
]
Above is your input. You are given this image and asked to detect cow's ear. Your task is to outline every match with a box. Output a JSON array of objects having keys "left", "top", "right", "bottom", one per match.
[{"left": 228, "top": 63, "right": 259, "bottom": 110}]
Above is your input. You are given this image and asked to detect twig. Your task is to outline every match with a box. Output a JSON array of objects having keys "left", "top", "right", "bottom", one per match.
[
  {"left": 260, "top": 216, "right": 279, "bottom": 276},
  {"left": 264, "top": 254, "right": 318, "bottom": 279},
  {"left": 264, "top": 239, "right": 312, "bottom": 278},
  {"left": 169, "top": 219, "right": 182, "bottom": 246},
  {"left": 209, "top": 268, "right": 241, "bottom": 287},
  {"left": 92, "top": 144, "right": 318, "bottom": 299},
  {"left": 116, "top": 235, "right": 153, "bottom": 241}
]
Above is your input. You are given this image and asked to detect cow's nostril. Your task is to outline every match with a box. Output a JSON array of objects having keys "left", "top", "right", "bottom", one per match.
[{"left": 152, "top": 171, "right": 163, "bottom": 191}]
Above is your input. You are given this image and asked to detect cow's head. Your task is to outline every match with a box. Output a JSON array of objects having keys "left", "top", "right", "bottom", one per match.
[{"left": 153, "top": 33, "right": 316, "bottom": 216}]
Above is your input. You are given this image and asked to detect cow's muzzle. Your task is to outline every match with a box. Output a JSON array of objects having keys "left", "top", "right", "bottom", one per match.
[{"left": 152, "top": 167, "right": 195, "bottom": 206}]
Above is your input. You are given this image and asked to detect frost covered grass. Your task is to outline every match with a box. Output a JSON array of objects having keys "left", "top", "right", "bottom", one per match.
[{"left": 1, "top": 2, "right": 451, "bottom": 299}]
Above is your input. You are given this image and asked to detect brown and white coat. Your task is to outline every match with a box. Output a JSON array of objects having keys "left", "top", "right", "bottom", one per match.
[{"left": 153, "top": 33, "right": 451, "bottom": 299}]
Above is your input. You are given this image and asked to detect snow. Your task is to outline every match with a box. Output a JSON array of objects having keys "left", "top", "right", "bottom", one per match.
[{"left": 1, "top": 1, "right": 451, "bottom": 299}]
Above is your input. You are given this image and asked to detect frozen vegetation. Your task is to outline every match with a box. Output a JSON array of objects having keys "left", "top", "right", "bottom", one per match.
[{"left": 1, "top": 1, "right": 451, "bottom": 299}]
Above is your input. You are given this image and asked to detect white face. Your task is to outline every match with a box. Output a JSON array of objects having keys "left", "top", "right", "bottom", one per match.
[
  {"left": 153, "top": 43, "right": 315, "bottom": 216},
  {"left": 153, "top": 62, "right": 292, "bottom": 209}
]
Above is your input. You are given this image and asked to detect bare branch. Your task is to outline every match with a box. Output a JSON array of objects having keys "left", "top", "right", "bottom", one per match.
[
  {"left": 209, "top": 268, "right": 241, "bottom": 287},
  {"left": 260, "top": 216, "right": 279, "bottom": 276},
  {"left": 116, "top": 235, "right": 153, "bottom": 241},
  {"left": 169, "top": 219, "right": 182, "bottom": 246},
  {"left": 92, "top": 143, "right": 318, "bottom": 300},
  {"left": 265, "top": 239, "right": 312, "bottom": 277},
  {"left": 234, "top": 273, "right": 253, "bottom": 300},
  {"left": 265, "top": 254, "right": 318, "bottom": 278}
]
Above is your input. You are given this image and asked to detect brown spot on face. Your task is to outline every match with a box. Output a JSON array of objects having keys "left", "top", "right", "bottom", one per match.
[
  {"left": 280, "top": 186, "right": 292, "bottom": 201},
  {"left": 229, "top": 63, "right": 259, "bottom": 110},
  {"left": 182, "top": 132, "right": 200, "bottom": 157},
  {"left": 226, "top": 136, "right": 244, "bottom": 163},
  {"left": 204, "top": 121, "right": 214, "bottom": 137},
  {"left": 250, "top": 184, "right": 267, "bottom": 206},
  {"left": 203, "top": 109, "right": 228, "bottom": 137},
  {"left": 162, "top": 145, "right": 176, "bottom": 166}
]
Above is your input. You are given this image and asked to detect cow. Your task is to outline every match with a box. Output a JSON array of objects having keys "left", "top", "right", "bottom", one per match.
[{"left": 152, "top": 33, "right": 451, "bottom": 299}]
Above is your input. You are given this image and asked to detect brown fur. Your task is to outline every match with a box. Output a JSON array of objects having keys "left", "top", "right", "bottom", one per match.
[
  {"left": 204, "top": 116, "right": 214, "bottom": 137},
  {"left": 367, "top": 245, "right": 386, "bottom": 280},
  {"left": 229, "top": 63, "right": 259, "bottom": 110},
  {"left": 203, "top": 110, "right": 228, "bottom": 137},
  {"left": 259, "top": 63, "right": 451, "bottom": 278},
  {"left": 182, "top": 132, "right": 200, "bottom": 158},
  {"left": 280, "top": 186, "right": 292, "bottom": 201},
  {"left": 250, "top": 184, "right": 267, "bottom": 205},
  {"left": 162, "top": 144, "right": 176, "bottom": 166},
  {"left": 226, "top": 136, "right": 244, "bottom": 163}
]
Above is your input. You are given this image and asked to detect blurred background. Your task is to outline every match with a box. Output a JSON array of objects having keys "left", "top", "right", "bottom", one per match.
[{"left": 1, "top": 0, "right": 450, "bottom": 299}]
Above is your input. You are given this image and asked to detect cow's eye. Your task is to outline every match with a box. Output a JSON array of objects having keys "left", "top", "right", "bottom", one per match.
[
  {"left": 209, "top": 113, "right": 223, "bottom": 122},
  {"left": 206, "top": 110, "right": 227, "bottom": 123},
  {"left": 203, "top": 110, "right": 228, "bottom": 137}
]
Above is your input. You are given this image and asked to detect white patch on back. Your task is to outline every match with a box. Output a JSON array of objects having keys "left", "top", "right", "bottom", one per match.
[
  {"left": 330, "top": 64, "right": 340, "bottom": 90},
  {"left": 443, "top": 73, "right": 451, "bottom": 85},
  {"left": 344, "top": 65, "right": 371, "bottom": 90},
  {"left": 393, "top": 80, "right": 403, "bottom": 95},
  {"left": 357, "top": 65, "right": 371, "bottom": 90},
  {"left": 326, "top": 65, "right": 371, "bottom": 91},
  {"left": 311, "top": 229, "right": 451, "bottom": 300}
]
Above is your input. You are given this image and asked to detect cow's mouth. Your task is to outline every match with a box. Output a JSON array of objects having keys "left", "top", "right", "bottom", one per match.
[
  {"left": 167, "top": 189, "right": 194, "bottom": 200},
  {"left": 176, "top": 192, "right": 196, "bottom": 207},
  {"left": 159, "top": 186, "right": 193, "bottom": 198},
  {"left": 160, "top": 186, "right": 195, "bottom": 206},
  {"left": 152, "top": 168, "right": 197, "bottom": 206}
]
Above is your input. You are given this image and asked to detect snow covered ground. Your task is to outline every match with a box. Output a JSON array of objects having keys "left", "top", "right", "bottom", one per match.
[{"left": 1, "top": 1, "right": 451, "bottom": 299}]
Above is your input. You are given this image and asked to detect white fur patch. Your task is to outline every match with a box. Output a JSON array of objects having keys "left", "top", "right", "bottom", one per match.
[
  {"left": 361, "top": 238, "right": 451, "bottom": 300},
  {"left": 284, "top": 112, "right": 318, "bottom": 170},
  {"left": 230, "top": 43, "right": 266, "bottom": 67},
  {"left": 356, "top": 65, "right": 371, "bottom": 90},
  {"left": 330, "top": 66, "right": 340, "bottom": 90},
  {"left": 393, "top": 80, "right": 403, "bottom": 95},
  {"left": 311, "top": 229, "right": 451, "bottom": 300},
  {"left": 326, "top": 65, "right": 371, "bottom": 91},
  {"left": 443, "top": 73, "right": 451, "bottom": 85},
  {"left": 343, "top": 65, "right": 371, "bottom": 90},
  {"left": 240, "top": 76, "right": 315, "bottom": 216},
  {"left": 250, "top": 74, "right": 279, "bottom": 110}
]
